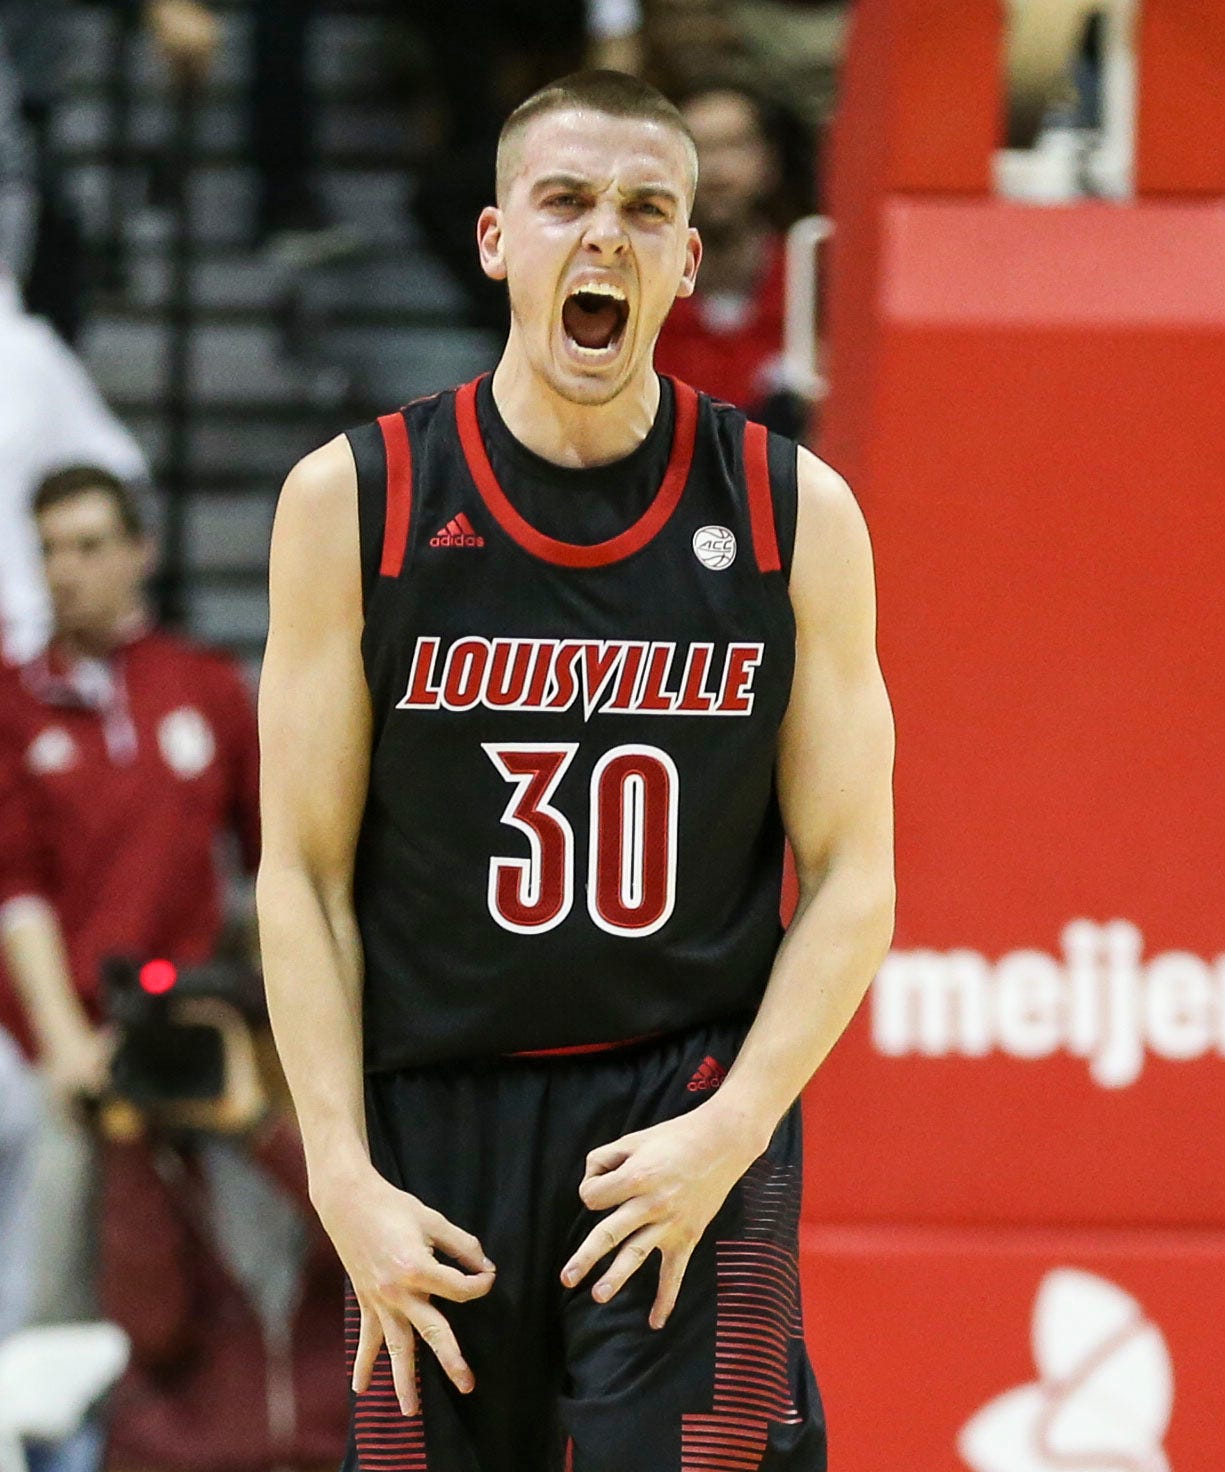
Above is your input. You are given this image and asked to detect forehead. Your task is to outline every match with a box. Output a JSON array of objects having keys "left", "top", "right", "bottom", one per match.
[
  {"left": 508, "top": 107, "right": 694, "bottom": 196},
  {"left": 39, "top": 491, "right": 125, "bottom": 538}
]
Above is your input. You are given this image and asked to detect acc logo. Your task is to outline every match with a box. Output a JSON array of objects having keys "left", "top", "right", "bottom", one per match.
[
  {"left": 157, "top": 707, "right": 216, "bottom": 779},
  {"left": 959, "top": 1269, "right": 1173, "bottom": 1472},
  {"left": 26, "top": 726, "right": 77, "bottom": 775},
  {"left": 692, "top": 525, "right": 736, "bottom": 570}
]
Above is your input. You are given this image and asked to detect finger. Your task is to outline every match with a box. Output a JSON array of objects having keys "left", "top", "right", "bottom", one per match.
[
  {"left": 578, "top": 1160, "right": 639, "bottom": 1212},
  {"left": 592, "top": 1225, "right": 662, "bottom": 1303},
  {"left": 650, "top": 1242, "right": 695, "bottom": 1330},
  {"left": 411, "top": 1303, "right": 475, "bottom": 1396},
  {"left": 352, "top": 1303, "right": 384, "bottom": 1394},
  {"left": 383, "top": 1321, "right": 419, "bottom": 1416},
  {"left": 561, "top": 1200, "right": 653, "bottom": 1288},
  {"left": 425, "top": 1211, "right": 497, "bottom": 1275},
  {"left": 413, "top": 1259, "right": 497, "bottom": 1304},
  {"left": 583, "top": 1138, "right": 634, "bottom": 1179}
]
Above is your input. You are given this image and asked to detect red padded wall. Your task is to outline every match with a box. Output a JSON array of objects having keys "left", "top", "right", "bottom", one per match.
[
  {"left": 802, "top": 1, "right": 1225, "bottom": 1464},
  {"left": 1136, "top": 0, "right": 1225, "bottom": 194}
]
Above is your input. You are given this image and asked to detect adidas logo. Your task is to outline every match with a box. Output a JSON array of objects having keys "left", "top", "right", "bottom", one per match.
[
  {"left": 686, "top": 1056, "right": 727, "bottom": 1093},
  {"left": 430, "top": 512, "right": 485, "bottom": 548}
]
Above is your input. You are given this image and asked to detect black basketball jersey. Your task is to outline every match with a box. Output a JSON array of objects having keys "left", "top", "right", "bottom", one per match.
[{"left": 345, "top": 375, "right": 798, "bottom": 1071}]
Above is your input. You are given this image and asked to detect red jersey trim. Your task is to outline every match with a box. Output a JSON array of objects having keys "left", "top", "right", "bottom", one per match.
[
  {"left": 377, "top": 411, "right": 413, "bottom": 578},
  {"left": 510, "top": 1030, "right": 662, "bottom": 1058},
  {"left": 742, "top": 420, "right": 781, "bottom": 575},
  {"left": 454, "top": 376, "right": 699, "bottom": 569}
]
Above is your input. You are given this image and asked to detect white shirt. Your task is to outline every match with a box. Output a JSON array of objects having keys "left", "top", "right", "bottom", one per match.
[{"left": 0, "top": 275, "right": 148, "bottom": 661}]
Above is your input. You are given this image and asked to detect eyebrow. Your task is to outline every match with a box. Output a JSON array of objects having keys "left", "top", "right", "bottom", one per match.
[{"left": 531, "top": 173, "right": 682, "bottom": 206}]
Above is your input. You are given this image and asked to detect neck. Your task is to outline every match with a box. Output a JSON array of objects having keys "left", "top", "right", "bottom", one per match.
[{"left": 491, "top": 335, "right": 662, "bottom": 468}]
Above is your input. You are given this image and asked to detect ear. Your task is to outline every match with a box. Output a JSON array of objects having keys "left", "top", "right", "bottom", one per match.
[
  {"left": 477, "top": 206, "right": 507, "bottom": 282},
  {"left": 674, "top": 227, "right": 702, "bottom": 300}
]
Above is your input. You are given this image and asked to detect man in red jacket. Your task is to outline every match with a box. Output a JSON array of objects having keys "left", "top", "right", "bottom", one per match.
[
  {"left": 0, "top": 466, "right": 348, "bottom": 1469},
  {"left": 0, "top": 464, "right": 260, "bottom": 1322}
]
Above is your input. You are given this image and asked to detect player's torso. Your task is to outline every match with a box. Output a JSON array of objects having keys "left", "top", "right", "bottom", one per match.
[{"left": 349, "top": 378, "right": 797, "bottom": 1070}]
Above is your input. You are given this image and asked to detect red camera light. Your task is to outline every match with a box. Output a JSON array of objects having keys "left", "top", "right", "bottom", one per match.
[{"left": 139, "top": 959, "right": 178, "bottom": 995}]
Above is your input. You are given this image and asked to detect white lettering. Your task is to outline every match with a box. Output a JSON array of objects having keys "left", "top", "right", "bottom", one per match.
[
  {"left": 870, "top": 921, "right": 1225, "bottom": 1089},
  {"left": 1144, "top": 952, "right": 1215, "bottom": 1062},
  {"left": 872, "top": 950, "right": 991, "bottom": 1058},
  {"left": 995, "top": 951, "right": 1063, "bottom": 1059}
]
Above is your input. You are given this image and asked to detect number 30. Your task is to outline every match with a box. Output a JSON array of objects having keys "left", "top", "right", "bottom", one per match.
[{"left": 482, "top": 743, "right": 678, "bottom": 938}]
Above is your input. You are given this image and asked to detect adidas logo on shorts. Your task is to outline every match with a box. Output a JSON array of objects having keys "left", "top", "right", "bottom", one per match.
[
  {"left": 430, "top": 512, "right": 485, "bottom": 548},
  {"left": 686, "top": 1055, "right": 727, "bottom": 1093}
]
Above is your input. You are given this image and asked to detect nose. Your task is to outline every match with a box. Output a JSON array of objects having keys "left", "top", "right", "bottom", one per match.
[{"left": 581, "top": 199, "right": 628, "bottom": 257}]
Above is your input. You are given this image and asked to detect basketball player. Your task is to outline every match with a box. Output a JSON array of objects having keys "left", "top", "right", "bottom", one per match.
[{"left": 257, "top": 71, "right": 894, "bottom": 1472}]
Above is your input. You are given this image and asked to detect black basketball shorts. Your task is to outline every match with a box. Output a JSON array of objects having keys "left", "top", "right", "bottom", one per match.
[{"left": 341, "top": 1019, "right": 826, "bottom": 1472}]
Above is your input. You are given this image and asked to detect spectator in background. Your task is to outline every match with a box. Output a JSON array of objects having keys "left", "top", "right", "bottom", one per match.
[
  {"left": 0, "top": 267, "right": 148, "bottom": 664},
  {"left": 95, "top": 1000, "right": 349, "bottom": 1472},
  {"left": 0, "top": 466, "right": 260, "bottom": 1332},
  {"left": 655, "top": 84, "right": 807, "bottom": 435}
]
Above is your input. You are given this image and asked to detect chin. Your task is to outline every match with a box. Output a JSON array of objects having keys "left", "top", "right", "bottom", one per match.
[{"left": 550, "top": 372, "right": 631, "bottom": 408}]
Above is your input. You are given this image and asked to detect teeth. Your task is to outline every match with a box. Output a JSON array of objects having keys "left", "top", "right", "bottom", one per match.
[{"left": 569, "top": 282, "right": 627, "bottom": 302}]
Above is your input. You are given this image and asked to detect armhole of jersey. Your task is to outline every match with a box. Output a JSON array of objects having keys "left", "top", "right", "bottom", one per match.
[
  {"left": 742, "top": 419, "right": 798, "bottom": 578},
  {"left": 343, "top": 422, "right": 386, "bottom": 611},
  {"left": 767, "top": 433, "right": 800, "bottom": 581},
  {"left": 376, "top": 411, "right": 413, "bottom": 578},
  {"left": 344, "top": 412, "right": 414, "bottom": 613}
]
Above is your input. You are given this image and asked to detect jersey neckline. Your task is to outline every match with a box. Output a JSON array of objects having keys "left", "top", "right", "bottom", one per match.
[{"left": 454, "top": 374, "right": 699, "bottom": 569}]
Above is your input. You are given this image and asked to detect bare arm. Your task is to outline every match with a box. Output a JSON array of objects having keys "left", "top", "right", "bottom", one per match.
[
  {"left": 563, "top": 448, "right": 895, "bottom": 1322},
  {"left": 257, "top": 435, "right": 372, "bottom": 1194},
  {"left": 0, "top": 898, "right": 110, "bottom": 1097},
  {"left": 0, "top": 729, "right": 109, "bottom": 1096},
  {"left": 712, "top": 448, "right": 896, "bottom": 1139},
  {"left": 257, "top": 436, "right": 494, "bottom": 1417}
]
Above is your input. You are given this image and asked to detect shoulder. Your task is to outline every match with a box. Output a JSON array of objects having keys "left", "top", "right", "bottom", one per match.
[
  {"left": 277, "top": 434, "right": 359, "bottom": 522},
  {"left": 791, "top": 448, "right": 878, "bottom": 631},
  {"left": 795, "top": 448, "right": 870, "bottom": 558},
  {"left": 268, "top": 435, "right": 366, "bottom": 634},
  {"left": 271, "top": 435, "right": 360, "bottom": 575}
]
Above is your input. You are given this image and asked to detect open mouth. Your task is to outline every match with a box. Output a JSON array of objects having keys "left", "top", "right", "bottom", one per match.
[{"left": 561, "top": 282, "right": 630, "bottom": 356}]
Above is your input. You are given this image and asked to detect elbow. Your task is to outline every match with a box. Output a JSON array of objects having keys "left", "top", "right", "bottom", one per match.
[{"left": 794, "top": 854, "right": 896, "bottom": 966}]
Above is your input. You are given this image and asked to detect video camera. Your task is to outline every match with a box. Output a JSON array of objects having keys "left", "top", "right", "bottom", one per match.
[{"left": 102, "top": 956, "right": 266, "bottom": 1106}]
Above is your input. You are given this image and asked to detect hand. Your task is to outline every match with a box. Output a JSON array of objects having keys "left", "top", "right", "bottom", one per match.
[
  {"left": 147, "top": 0, "right": 219, "bottom": 82},
  {"left": 561, "top": 1101, "right": 763, "bottom": 1329},
  {"left": 314, "top": 1169, "right": 497, "bottom": 1416},
  {"left": 44, "top": 1024, "right": 113, "bottom": 1104}
]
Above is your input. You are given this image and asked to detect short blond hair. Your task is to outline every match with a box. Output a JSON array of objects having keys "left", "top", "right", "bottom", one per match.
[{"left": 496, "top": 70, "right": 698, "bottom": 207}]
